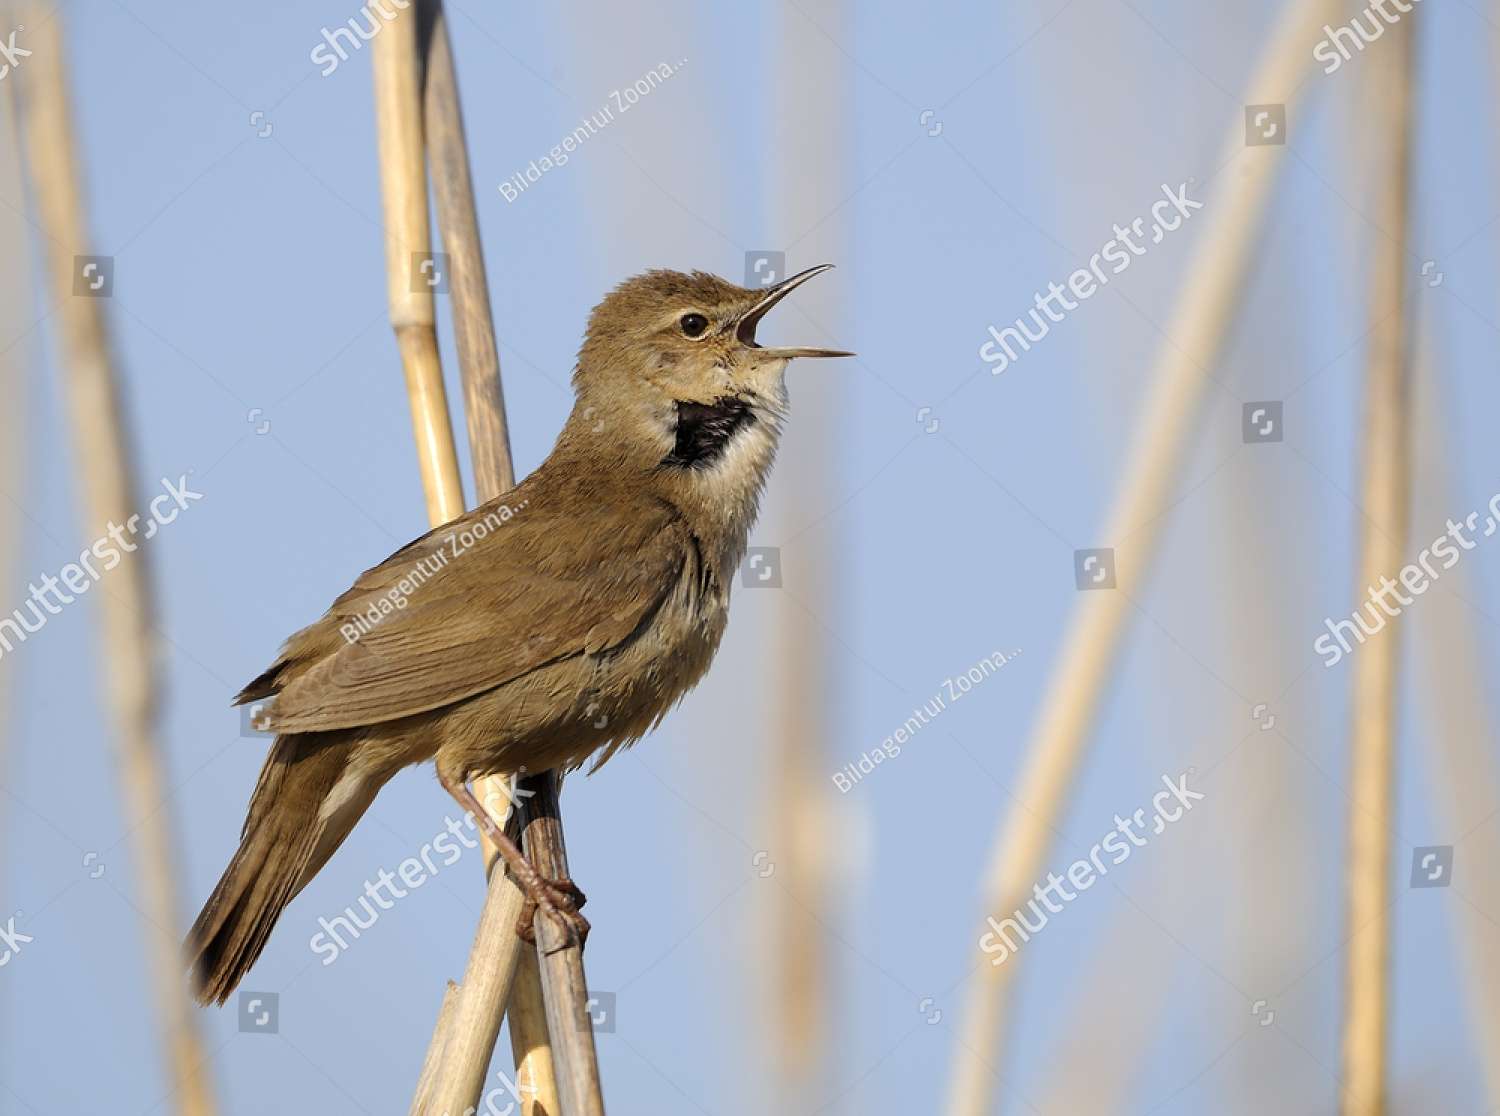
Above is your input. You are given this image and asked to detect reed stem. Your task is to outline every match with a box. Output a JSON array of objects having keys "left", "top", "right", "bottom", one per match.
[
  {"left": 944, "top": 4, "right": 1345, "bottom": 1112},
  {"left": 396, "top": 4, "right": 601, "bottom": 1111},
  {"left": 1338, "top": 15, "right": 1418, "bottom": 1112},
  {"left": 13, "top": 13, "right": 217, "bottom": 1115}
]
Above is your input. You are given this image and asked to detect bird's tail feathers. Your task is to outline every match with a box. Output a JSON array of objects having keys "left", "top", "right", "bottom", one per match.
[{"left": 185, "top": 733, "right": 380, "bottom": 1005}]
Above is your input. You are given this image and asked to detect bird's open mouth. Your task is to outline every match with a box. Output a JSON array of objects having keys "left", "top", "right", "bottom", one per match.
[{"left": 736, "top": 264, "right": 854, "bottom": 358}]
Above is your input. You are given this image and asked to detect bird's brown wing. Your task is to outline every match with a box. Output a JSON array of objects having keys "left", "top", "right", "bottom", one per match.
[{"left": 252, "top": 493, "right": 687, "bottom": 734}]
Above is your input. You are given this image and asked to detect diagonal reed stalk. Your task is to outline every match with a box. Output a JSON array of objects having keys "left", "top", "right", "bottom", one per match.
[
  {"left": 1339, "top": 17, "right": 1417, "bottom": 1110},
  {"left": 1038, "top": 438, "right": 1321, "bottom": 1110},
  {"left": 411, "top": 980, "right": 462, "bottom": 1109},
  {"left": 379, "top": 5, "right": 601, "bottom": 1112},
  {"left": 11, "top": 12, "right": 218, "bottom": 1116},
  {"left": 943, "top": 3, "right": 1347, "bottom": 1112}
]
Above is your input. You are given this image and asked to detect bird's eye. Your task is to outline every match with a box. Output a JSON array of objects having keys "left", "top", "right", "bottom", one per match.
[{"left": 679, "top": 313, "right": 709, "bottom": 338}]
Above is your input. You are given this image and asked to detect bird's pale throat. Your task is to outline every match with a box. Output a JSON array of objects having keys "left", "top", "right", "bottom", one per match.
[{"left": 660, "top": 396, "right": 756, "bottom": 469}]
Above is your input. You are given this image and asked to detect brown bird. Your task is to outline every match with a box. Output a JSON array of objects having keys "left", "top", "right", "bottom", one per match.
[{"left": 186, "top": 264, "right": 851, "bottom": 1004}]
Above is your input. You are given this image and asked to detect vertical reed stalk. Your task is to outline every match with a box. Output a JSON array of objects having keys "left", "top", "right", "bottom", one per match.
[
  {"left": 420, "top": 1, "right": 514, "bottom": 497},
  {"left": 1409, "top": 331, "right": 1500, "bottom": 1113},
  {"left": 402, "top": 6, "right": 533, "bottom": 1112},
  {"left": 395, "top": 5, "right": 600, "bottom": 1111},
  {"left": 767, "top": 0, "right": 846, "bottom": 1084},
  {"left": 507, "top": 950, "right": 563, "bottom": 1116},
  {"left": 943, "top": 4, "right": 1346, "bottom": 1112},
  {"left": 372, "top": 0, "right": 459, "bottom": 522},
  {"left": 371, "top": 0, "right": 463, "bottom": 524},
  {"left": 370, "top": 8, "right": 529, "bottom": 1114},
  {"left": 0, "top": 48, "right": 27, "bottom": 919},
  {"left": 517, "top": 774, "right": 604, "bottom": 1115},
  {"left": 12, "top": 13, "right": 217, "bottom": 1116},
  {"left": 1339, "top": 20, "right": 1418, "bottom": 1108},
  {"left": 419, "top": 8, "right": 573, "bottom": 1106}
]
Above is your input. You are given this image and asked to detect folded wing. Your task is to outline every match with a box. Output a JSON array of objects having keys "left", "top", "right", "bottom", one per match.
[{"left": 244, "top": 493, "right": 686, "bottom": 734}]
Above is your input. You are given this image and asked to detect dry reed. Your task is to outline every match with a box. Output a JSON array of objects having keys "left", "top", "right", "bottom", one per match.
[
  {"left": 12, "top": 12, "right": 218, "bottom": 1115},
  {"left": 518, "top": 776, "right": 605, "bottom": 1114},
  {"left": 765, "top": 0, "right": 848, "bottom": 1083},
  {"left": 943, "top": 3, "right": 1348, "bottom": 1112},
  {"left": 380, "top": 4, "right": 601, "bottom": 1110},
  {"left": 507, "top": 950, "right": 563, "bottom": 1116},
  {"left": 0, "top": 53, "right": 26, "bottom": 905},
  {"left": 1337, "top": 13, "right": 1418, "bottom": 1113},
  {"left": 403, "top": 6, "right": 535, "bottom": 1112},
  {"left": 1409, "top": 330, "right": 1500, "bottom": 1112},
  {"left": 370, "top": 9, "right": 537, "bottom": 1115},
  {"left": 410, "top": 981, "right": 462, "bottom": 1112}
]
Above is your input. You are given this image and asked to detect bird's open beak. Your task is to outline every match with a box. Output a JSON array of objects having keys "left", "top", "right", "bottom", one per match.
[{"left": 736, "top": 263, "right": 855, "bottom": 359}]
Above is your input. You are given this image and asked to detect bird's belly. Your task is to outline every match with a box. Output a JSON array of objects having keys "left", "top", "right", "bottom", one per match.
[{"left": 435, "top": 584, "right": 729, "bottom": 778}]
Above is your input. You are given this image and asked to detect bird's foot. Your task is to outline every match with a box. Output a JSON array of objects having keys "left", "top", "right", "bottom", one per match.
[{"left": 517, "top": 875, "right": 590, "bottom": 948}]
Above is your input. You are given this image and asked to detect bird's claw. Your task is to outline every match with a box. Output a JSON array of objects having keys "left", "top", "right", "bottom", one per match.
[{"left": 517, "top": 876, "right": 590, "bottom": 948}]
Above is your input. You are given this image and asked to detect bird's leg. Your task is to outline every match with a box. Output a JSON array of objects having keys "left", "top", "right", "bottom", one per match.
[{"left": 438, "top": 772, "right": 589, "bottom": 948}]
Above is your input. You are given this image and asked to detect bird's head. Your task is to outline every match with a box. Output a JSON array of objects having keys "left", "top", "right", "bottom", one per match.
[{"left": 565, "top": 265, "right": 851, "bottom": 474}]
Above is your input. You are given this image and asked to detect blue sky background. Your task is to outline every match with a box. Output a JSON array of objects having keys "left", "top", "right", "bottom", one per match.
[{"left": 3, "top": 1, "right": 1500, "bottom": 1113}]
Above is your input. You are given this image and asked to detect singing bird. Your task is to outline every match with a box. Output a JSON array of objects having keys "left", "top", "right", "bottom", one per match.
[{"left": 187, "top": 264, "right": 851, "bottom": 1004}]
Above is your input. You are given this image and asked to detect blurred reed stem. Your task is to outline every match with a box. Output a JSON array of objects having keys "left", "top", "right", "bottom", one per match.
[
  {"left": 767, "top": 0, "right": 846, "bottom": 1086},
  {"left": 1411, "top": 332, "right": 1500, "bottom": 1112},
  {"left": 943, "top": 4, "right": 1346, "bottom": 1112},
  {"left": 1338, "top": 12, "right": 1417, "bottom": 1113},
  {"left": 12, "top": 11, "right": 218, "bottom": 1115},
  {"left": 1038, "top": 440, "right": 1320, "bottom": 1110},
  {"left": 0, "top": 47, "right": 25, "bottom": 877}
]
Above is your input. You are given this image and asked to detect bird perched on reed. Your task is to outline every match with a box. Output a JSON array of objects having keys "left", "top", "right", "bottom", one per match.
[{"left": 186, "top": 264, "right": 851, "bottom": 1004}]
